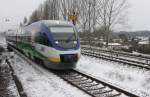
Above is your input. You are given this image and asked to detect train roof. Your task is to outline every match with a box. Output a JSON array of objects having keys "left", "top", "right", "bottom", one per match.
[
  {"left": 6, "top": 20, "right": 75, "bottom": 36},
  {"left": 34, "top": 20, "right": 74, "bottom": 27},
  {"left": 23, "top": 20, "right": 74, "bottom": 32}
]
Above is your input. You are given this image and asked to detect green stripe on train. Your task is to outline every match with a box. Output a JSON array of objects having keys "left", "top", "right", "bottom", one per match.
[{"left": 16, "top": 41, "right": 47, "bottom": 60}]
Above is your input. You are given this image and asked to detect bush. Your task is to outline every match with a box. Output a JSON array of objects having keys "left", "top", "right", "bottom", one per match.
[
  {"left": 137, "top": 44, "right": 150, "bottom": 54},
  {"left": 121, "top": 48, "right": 133, "bottom": 53}
]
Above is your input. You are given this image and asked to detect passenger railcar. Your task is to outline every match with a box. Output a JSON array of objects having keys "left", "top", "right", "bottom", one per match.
[{"left": 6, "top": 20, "right": 80, "bottom": 69}]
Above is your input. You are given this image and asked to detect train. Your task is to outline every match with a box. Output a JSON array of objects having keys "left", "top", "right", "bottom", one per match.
[{"left": 6, "top": 20, "right": 80, "bottom": 69}]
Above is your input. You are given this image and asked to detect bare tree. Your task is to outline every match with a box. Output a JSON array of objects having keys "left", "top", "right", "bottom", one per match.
[
  {"left": 76, "top": 0, "right": 97, "bottom": 32},
  {"left": 43, "top": 3, "right": 50, "bottom": 20},
  {"left": 59, "top": 0, "right": 80, "bottom": 21},
  {"left": 28, "top": 0, "right": 129, "bottom": 48},
  {"left": 29, "top": 10, "right": 39, "bottom": 23},
  {"left": 97, "top": 0, "right": 128, "bottom": 47},
  {"left": 23, "top": 16, "right": 28, "bottom": 25}
]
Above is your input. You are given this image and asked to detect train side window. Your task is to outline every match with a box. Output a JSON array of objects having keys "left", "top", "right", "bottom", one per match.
[
  {"left": 42, "top": 33, "right": 52, "bottom": 46},
  {"left": 35, "top": 33, "right": 52, "bottom": 47},
  {"left": 35, "top": 35, "right": 42, "bottom": 44}
]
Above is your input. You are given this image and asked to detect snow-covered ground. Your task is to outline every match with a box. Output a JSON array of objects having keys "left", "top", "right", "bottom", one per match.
[
  {"left": 0, "top": 34, "right": 7, "bottom": 49},
  {"left": 0, "top": 53, "right": 20, "bottom": 97},
  {"left": 9, "top": 53, "right": 90, "bottom": 97},
  {"left": 77, "top": 55, "right": 150, "bottom": 97},
  {"left": 9, "top": 53, "right": 150, "bottom": 97}
]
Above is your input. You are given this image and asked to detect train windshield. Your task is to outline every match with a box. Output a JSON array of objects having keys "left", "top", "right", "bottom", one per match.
[
  {"left": 49, "top": 26, "right": 78, "bottom": 49},
  {"left": 50, "top": 27, "right": 77, "bottom": 40}
]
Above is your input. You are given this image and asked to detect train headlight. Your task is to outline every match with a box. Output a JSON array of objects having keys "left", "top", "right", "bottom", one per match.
[
  {"left": 55, "top": 41, "right": 59, "bottom": 44},
  {"left": 74, "top": 41, "right": 77, "bottom": 44}
]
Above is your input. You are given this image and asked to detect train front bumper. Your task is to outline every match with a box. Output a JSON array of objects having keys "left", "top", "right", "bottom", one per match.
[
  {"left": 44, "top": 54, "right": 79, "bottom": 70},
  {"left": 43, "top": 61, "right": 77, "bottom": 70}
]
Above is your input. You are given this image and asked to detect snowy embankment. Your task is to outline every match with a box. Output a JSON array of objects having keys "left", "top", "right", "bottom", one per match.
[
  {"left": 0, "top": 53, "right": 20, "bottom": 97},
  {"left": 9, "top": 53, "right": 90, "bottom": 97},
  {"left": 0, "top": 34, "right": 7, "bottom": 49},
  {"left": 77, "top": 55, "right": 150, "bottom": 97}
]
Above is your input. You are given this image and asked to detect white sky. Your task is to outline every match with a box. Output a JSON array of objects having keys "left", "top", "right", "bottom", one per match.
[
  {"left": 128, "top": 0, "right": 150, "bottom": 31},
  {"left": 0, "top": 0, "right": 45, "bottom": 31},
  {"left": 0, "top": 0, "right": 150, "bottom": 32}
]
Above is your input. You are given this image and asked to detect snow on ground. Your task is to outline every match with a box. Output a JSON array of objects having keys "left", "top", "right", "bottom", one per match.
[
  {"left": 9, "top": 53, "right": 90, "bottom": 97},
  {"left": 0, "top": 53, "right": 20, "bottom": 97},
  {"left": 0, "top": 34, "right": 7, "bottom": 49},
  {"left": 77, "top": 55, "right": 150, "bottom": 97}
]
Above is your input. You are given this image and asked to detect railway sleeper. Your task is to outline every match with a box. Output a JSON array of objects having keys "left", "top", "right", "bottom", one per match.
[
  {"left": 108, "top": 92, "right": 122, "bottom": 97},
  {"left": 64, "top": 76, "right": 85, "bottom": 81},
  {"left": 86, "top": 86, "right": 106, "bottom": 91},
  {"left": 60, "top": 74, "right": 75, "bottom": 78},
  {"left": 95, "top": 93, "right": 119, "bottom": 97},
  {"left": 68, "top": 76, "right": 87, "bottom": 80},
  {"left": 75, "top": 80, "right": 93, "bottom": 85},
  {"left": 79, "top": 83, "right": 99, "bottom": 88},
  {"left": 83, "top": 85, "right": 102, "bottom": 90},
  {"left": 73, "top": 79, "right": 93, "bottom": 84},
  {"left": 62, "top": 77, "right": 86, "bottom": 83},
  {"left": 61, "top": 73, "right": 83, "bottom": 78},
  {"left": 68, "top": 73, "right": 79, "bottom": 77},
  {"left": 64, "top": 71, "right": 79, "bottom": 75},
  {"left": 92, "top": 88, "right": 113, "bottom": 94},
  {"left": 71, "top": 75, "right": 83, "bottom": 78},
  {"left": 71, "top": 78, "right": 88, "bottom": 83},
  {"left": 93, "top": 89, "right": 113, "bottom": 96}
]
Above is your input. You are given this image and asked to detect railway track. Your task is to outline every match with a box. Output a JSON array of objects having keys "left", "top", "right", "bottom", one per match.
[
  {"left": 8, "top": 45, "right": 139, "bottom": 97},
  {"left": 81, "top": 45, "right": 150, "bottom": 63},
  {"left": 81, "top": 47, "right": 150, "bottom": 70},
  {"left": 53, "top": 70, "right": 139, "bottom": 97}
]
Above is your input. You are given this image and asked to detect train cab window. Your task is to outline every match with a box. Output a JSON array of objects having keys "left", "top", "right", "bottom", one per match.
[
  {"left": 42, "top": 33, "right": 50, "bottom": 46},
  {"left": 35, "top": 33, "right": 51, "bottom": 46}
]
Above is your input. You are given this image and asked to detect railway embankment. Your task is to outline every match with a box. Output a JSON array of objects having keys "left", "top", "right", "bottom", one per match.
[{"left": 0, "top": 53, "right": 20, "bottom": 97}]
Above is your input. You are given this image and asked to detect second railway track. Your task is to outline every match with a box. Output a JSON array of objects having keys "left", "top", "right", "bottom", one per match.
[
  {"left": 8, "top": 45, "right": 139, "bottom": 97},
  {"left": 81, "top": 46, "right": 150, "bottom": 62},
  {"left": 81, "top": 48, "right": 150, "bottom": 70}
]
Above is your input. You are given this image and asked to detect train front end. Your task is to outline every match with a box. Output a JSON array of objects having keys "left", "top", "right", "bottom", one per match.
[{"left": 43, "top": 21, "right": 80, "bottom": 69}]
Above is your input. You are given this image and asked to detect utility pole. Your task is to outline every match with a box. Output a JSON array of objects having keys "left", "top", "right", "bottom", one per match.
[
  {"left": 88, "top": 0, "right": 92, "bottom": 49},
  {"left": 68, "top": 0, "right": 78, "bottom": 25},
  {"left": 93, "top": 0, "right": 96, "bottom": 32},
  {"left": 88, "top": 0, "right": 91, "bottom": 32}
]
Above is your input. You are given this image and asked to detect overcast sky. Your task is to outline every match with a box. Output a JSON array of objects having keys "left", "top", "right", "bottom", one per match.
[
  {"left": 128, "top": 0, "right": 150, "bottom": 31},
  {"left": 0, "top": 0, "right": 150, "bottom": 32},
  {"left": 0, "top": 0, "right": 45, "bottom": 31}
]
